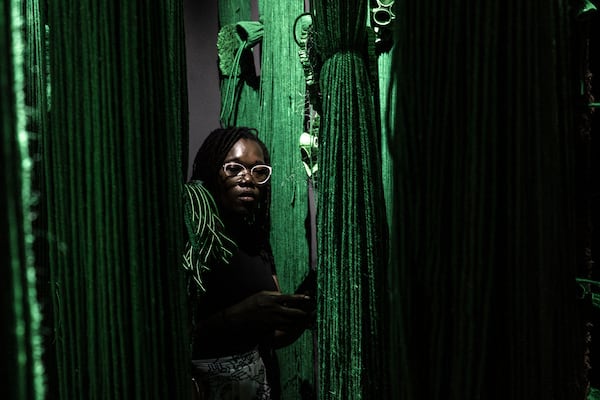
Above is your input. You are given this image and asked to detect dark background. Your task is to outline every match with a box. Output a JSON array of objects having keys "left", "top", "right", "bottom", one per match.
[
  {"left": 183, "top": 0, "right": 220, "bottom": 179},
  {"left": 586, "top": 12, "right": 600, "bottom": 389}
]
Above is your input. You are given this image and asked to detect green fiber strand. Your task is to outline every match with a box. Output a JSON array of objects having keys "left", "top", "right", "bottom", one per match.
[
  {"left": 2, "top": 1, "right": 46, "bottom": 399},
  {"left": 312, "top": 0, "right": 389, "bottom": 397},
  {"left": 218, "top": 2, "right": 260, "bottom": 128},
  {"left": 42, "top": 0, "right": 190, "bottom": 398},
  {"left": 256, "top": 0, "right": 314, "bottom": 398},
  {"left": 183, "top": 181, "right": 236, "bottom": 291}
]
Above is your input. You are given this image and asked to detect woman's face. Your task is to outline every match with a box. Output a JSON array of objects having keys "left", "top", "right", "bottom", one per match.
[{"left": 216, "top": 138, "right": 267, "bottom": 216}]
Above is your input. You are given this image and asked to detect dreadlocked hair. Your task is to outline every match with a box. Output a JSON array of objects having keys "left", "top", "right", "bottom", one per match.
[{"left": 190, "top": 126, "right": 274, "bottom": 265}]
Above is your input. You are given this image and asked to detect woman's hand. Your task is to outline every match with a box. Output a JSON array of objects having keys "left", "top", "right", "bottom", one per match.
[
  {"left": 227, "top": 290, "right": 312, "bottom": 331},
  {"left": 195, "top": 291, "right": 314, "bottom": 345}
]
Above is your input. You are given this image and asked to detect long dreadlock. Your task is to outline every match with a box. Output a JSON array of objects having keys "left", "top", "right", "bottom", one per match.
[{"left": 190, "top": 126, "right": 274, "bottom": 265}]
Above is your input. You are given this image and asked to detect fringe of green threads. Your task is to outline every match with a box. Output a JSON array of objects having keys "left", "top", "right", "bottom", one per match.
[
  {"left": 8, "top": 0, "right": 46, "bottom": 398},
  {"left": 183, "top": 181, "right": 236, "bottom": 292},
  {"left": 312, "top": 0, "right": 390, "bottom": 397},
  {"left": 45, "top": 0, "right": 190, "bottom": 398}
]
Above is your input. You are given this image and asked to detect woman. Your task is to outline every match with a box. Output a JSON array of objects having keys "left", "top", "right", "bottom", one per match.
[{"left": 184, "top": 127, "right": 314, "bottom": 400}]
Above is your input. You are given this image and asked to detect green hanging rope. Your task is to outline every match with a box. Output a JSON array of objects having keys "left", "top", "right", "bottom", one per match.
[
  {"left": 312, "top": 0, "right": 390, "bottom": 398},
  {"left": 218, "top": 24, "right": 247, "bottom": 126},
  {"left": 257, "top": 1, "right": 315, "bottom": 398},
  {"left": 217, "top": 1, "right": 261, "bottom": 129},
  {"left": 44, "top": 1, "right": 189, "bottom": 399},
  {"left": 218, "top": 21, "right": 264, "bottom": 127},
  {"left": 1, "top": 1, "right": 46, "bottom": 399}
]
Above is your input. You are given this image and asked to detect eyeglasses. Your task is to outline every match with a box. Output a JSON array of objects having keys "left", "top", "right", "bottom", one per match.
[
  {"left": 222, "top": 162, "right": 272, "bottom": 185},
  {"left": 371, "top": 0, "right": 395, "bottom": 26}
]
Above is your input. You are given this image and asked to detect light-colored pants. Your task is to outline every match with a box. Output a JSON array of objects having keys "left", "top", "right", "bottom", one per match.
[{"left": 192, "top": 349, "right": 271, "bottom": 400}]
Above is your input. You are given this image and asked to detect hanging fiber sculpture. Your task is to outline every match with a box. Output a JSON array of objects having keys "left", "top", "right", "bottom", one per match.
[
  {"left": 43, "top": 1, "right": 190, "bottom": 399},
  {"left": 217, "top": 21, "right": 264, "bottom": 127},
  {"left": 1, "top": 1, "right": 46, "bottom": 399},
  {"left": 257, "top": 1, "right": 316, "bottom": 398},
  {"left": 217, "top": 0, "right": 262, "bottom": 129},
  {"left": 312, "top": 0, "right": 390, "bottom": 398}
]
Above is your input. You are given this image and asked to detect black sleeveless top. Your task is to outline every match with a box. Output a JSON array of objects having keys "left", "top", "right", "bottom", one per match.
[{"left": 192, "top": 243, "right": 278, "bottom": 358}]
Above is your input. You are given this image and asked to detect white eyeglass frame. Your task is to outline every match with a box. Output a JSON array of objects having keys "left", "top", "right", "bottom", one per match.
[
  {"left": 372, "top": 0, "right": 396, "bottom": 26},
  {"left": 222, "top": 161, "right": 272, "bottom": 185}
]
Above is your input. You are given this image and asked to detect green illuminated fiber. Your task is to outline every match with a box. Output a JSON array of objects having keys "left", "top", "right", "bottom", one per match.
[
  {"left": 312, "top": 1, "right": 390, "bottom": 398},
  {"left": 218, "top": 0, "right": 251, "bottom": 25},
  {"left": 388, "top": 1, "right": 584, "bottom": 399},
  {"left": 1, "top": 1, "right": 46, "bottom": 399},
  {"left": 378, "top": 51, "right": 394, "bottom": 233},
  {"left": 217, "top": 22, "right": 264, "bottom": 127},
  {"left": 378, "top": 50, "right": 400, "bottom": 391},
  {"left": 43, "top": 1, "right": 189, "bottom": 399},
  {"left": 257, "top": 1, "right": 315, "bottom": 398},
  {"left": 218, "top": 0, "right": 260, "bottom": 128}
]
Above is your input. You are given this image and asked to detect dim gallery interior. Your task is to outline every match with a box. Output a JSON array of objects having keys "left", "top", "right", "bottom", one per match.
[{"left": 3, "top": 0, "right": 600, "bottom": 399}]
